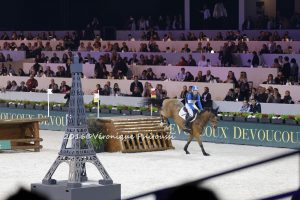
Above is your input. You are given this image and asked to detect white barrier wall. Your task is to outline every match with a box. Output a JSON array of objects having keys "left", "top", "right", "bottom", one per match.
[
  {"left": 0, "top": 76, "right": 233, "bottom": 100},
  {"left": 0, "top": 92, "right": 299, "bottom": 115},
  {"left": 0, "top": 51, "right": 26, "bottom": 61}
]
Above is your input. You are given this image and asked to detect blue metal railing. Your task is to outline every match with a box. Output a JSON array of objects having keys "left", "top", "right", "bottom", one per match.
[{"left": 126, "top": 150, "right": 300, "bottom": 200}]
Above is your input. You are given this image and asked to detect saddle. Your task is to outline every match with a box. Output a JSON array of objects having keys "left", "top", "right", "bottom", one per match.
[{"left": 178, "top": 107, "right": 198, "bottom": 122}]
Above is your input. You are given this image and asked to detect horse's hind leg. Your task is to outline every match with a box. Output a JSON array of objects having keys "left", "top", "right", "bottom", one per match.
[
  {"left": 196, "top": 136, "right": 210, "bottom": 156},
  {"left": 184, "top": 134, "right": 193, "bottom": 154}
]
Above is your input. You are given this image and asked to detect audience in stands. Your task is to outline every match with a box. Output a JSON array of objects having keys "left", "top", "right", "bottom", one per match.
[{"left": 201, "top": 87, "right": 212, "bottom": 109}]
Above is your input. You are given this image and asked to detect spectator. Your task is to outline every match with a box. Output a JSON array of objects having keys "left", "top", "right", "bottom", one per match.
[
  {"left": 290, "top": 58, "right": 299, "bottom": 82},
  {"left": 51, "top": 84, "right": 60, "bottom": 93},
  {"left": 224, "top": 88, "right": 235, "bottom": 101},
  {"left": 17, "top": 81, "right": 28, "bottom": 92},
  {"left": 143, "top": 82, "right": 152, "bottom": 97},
  {"left": 274, "top": 71, "right": 285, "bottom": 85},
  {"left": 132, "top": 85, "right": 142, "bottom": 97},
  {"left": 156, "top": 84, "right": 167, "bottom": 99},
  {"left": 128, "top": 54, "right": 139, "bottom": 65},
  {"left": 102, "top": 84, "right": 111, "bottom": 96},
  {"left": 94, "top": 58, "right": 107, "bottom": 79},
  {"left": 184, "top": 71, "right": 194, "bottom": 82},
  {"left": 180, "top": 85, "right": 188, "bottom": 103},
  {"left": 93, "top": 84, "right": 102, "bottom": 94},
  {"left": 266, "top": 88, "right": 275, "bottom": 103},
  {"left": 234, "top": 87, "right": 243, "bottom": 101},
  {"left": 240, "top": 100, "right": 250, "bottom": 112},
  {"left": 26, "top": 74, "right": 38, "bottom": 91},
  {"left": 271, "top": 58, "right": 281, "bottom": 69},
  {"left": 249, "top": 98, "right": 261, "bottom": 113},
  {"left": 50, "top": 53, "right": 60, "bottom": 63},
  {"left": 17, "top": 68, "right": 26, "bottom": 76},
  {"left": 198, "top": 55, "right": 208, "bottom": 67},
  {"left": 113, "top": 83, "right": 121, "bottom": 96},
  {"left": 282, "top": 56, "right": 291, "bottom": 83},
  {"left": 195, "top": 42, "right": 203, "bottom": 52},
  {"left": 251, "top": 51, "right": 259, "bottom": 67},
  {"left": 176, "top": 68, "right": 186, "bottom": 81},
  {"left": 145, "top": 68, "right": 156, "bottom": 80},
  {"left": 202, "top": 70, "right": 215, "bottom": 82},
  {"left": 177, "top": 57, "right": 188, "bottom": 66},
  {"left": 282, "top": 90, "right": 294, "bottom": 104},
  {"left": 187, "top": 55, "right": 196, "bottom": 66},
  {"left": 159, "top": 73, "right": 167, "bottom": 81},
  {"left": 6, "top": 54, "right": 13, "bottom": 62},
  {"left": 7, "top": 64, "right": 16, "bottom": 76},
  {"left": 181, "top": 44, "right": 191, "bottom": 53},
  {"left": 112, "top": 58, "right": 128, "bottom": 79},
  {"left": 223, "top": 71, "right": 238, "bottom": 87},
  {"left": 201, "top": 87, "right": 212, "bottom": 109},
  {"left": 249, "top": 88, "right": 258, "bottom": 100},
  {"left": 263, "top": 74, "right": 275, "bottom": 84},
  {"left": 203, "top": 42, "right": 213, "bottom": 53},
  {"left": 130, "top": 75, "right": 143, "bottom": 96},
  {"left": 194, "top": 71, "right": 204, "bottom": 82},
  {"left": 273, "top": 88, "right": 282, "bottom": 103},
  {"left": 256, "top": 87, "right": 268, "bottom": 103},
  {"left": 56, "top": 66, "right": 66, "bottom": 77},
  {"left": 44, "top": 66, "right": 55, "bottom": 77},
  {"left": 0, "top": 53, "right": 6, "bottom": 62},
  {"left": 8, "top": 80, "right": 18, "bottom": 91},
  {"left": 48, "top": 79, "right": 56, "bottom": 89}
]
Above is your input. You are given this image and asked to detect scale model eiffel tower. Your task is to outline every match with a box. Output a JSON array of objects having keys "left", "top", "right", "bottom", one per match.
[{"left": 42, "top": 55, "right": 112, "bottom": 187}]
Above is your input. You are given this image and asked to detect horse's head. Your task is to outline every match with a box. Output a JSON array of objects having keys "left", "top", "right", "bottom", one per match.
[{"left": 207, "top": 107, "right": 219, "bottom": 129}]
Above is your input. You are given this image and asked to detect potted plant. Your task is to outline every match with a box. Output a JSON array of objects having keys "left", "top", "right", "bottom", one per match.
[
  {"left": 152, "top": 106, "right": 160, "bottom": 116},
  {"left": 234, "top": 112, "right": 246, "bottom": 122},
  {"left": 0, "top": 99, "right": 8, "bottom": 107},
  {"left": 100, "top": 105, "right": 110, "bottom": 114},
  {"left": 52, "top": 103, "right": 62, "bottom": 111},
  {"left": 141, "top": 107, "right": 151, "bottom": 116},
  {"left": 295, "top": 115, "right": 300, "bottom": 125},
  {"left": 222, "top": 112, "right": 234, "bottom": 121},
  {"left": 259, "top": 114, "right": 271, "bottom": 123},
  {"left": 246, "top": 113, "right": 260, "bottom": 123},
  {"left": 284, "top": 115, "right": 297, "bottom": 125},
  {"left": 120, "top": 105, "right": 132, "bottom": 115},
  {"left": 271, "top": 115, "right": 284, "bottom": 124},
  {"left": 111, "top": 106, "right": 121, "bottom": 114},
  {"left": 35, "top": 101, "right": 47, "bottom": 110},
  {"left": 24, "top": 101, "right": 35, "bottom": 109},
  {"left": 131, "top": 107, "right": 142, "bottom": 115},
  {"left": 16, "top": 101, "right": 25, "bottom": 109},
  {"left": 8, "top": 101, "right": 16, "bottom": 108},
  {"left": 217, "top": 113, "right": 223, "bottom": 120},
  {"left": 84, "top": 103, "right": 93, "bottom": 113}
]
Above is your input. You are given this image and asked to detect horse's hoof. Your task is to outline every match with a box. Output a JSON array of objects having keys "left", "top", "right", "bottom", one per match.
[
  {"left": 159, "top": 122, "right": 164, "bottom": 127},
  {"left": 185, "top": 151, "right": 190, "bottom": 154},
  {"left": 203, "top": 153, "right": 210, "bottom": 156},
  {"left": 164, "top": 126, "right": 170, "bottom": 131}
]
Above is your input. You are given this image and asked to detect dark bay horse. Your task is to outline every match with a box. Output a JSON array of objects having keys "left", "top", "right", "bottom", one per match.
[{"left": 160, "top": 99, "right": 218, "bottom": 156}]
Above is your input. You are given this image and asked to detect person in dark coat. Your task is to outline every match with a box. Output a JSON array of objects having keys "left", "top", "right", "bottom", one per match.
[
  {"left": 130, "top": 75, "right": 143, "bottom": 96},
  {"left": 249, "top": 98, "right": 261, "bottom": 113}
]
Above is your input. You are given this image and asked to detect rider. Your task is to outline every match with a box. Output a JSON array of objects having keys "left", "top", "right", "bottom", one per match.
[{"left": 183, "top": 85, "right": 203, "bottom": 131}]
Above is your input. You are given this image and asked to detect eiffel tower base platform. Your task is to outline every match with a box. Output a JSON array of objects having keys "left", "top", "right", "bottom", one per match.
[{"left": 31, "top": 181, "right": 121, "bottom": 200}]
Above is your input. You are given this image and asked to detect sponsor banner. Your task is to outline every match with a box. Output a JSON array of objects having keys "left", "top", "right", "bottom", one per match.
[{"left": 0, "top": 108, "right": 299, "bottom": 149}]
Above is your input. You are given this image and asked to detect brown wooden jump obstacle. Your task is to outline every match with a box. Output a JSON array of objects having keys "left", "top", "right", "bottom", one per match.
[
  {"left": 0, "top": 118, "right": 47, "bottom": 152},
  {"left": 91, "top": 116, "right": 174, "bottom": 153}
]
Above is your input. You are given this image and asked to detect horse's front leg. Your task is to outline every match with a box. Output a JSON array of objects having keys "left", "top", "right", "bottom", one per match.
[
  {"left": 160, "top": 115, "right": 170, "bottom": 127},
  {"left": 184, "top": 134, "right": 193, "bottom": 154},
  {"left": 196, "top": 135, "right": 210, "bottom": 156}
]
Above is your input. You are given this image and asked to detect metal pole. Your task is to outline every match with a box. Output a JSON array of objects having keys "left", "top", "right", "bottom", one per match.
[
  {"left": 47, "top": 93, "right": 50, "bottom": 117},
  {"left": 97, "top": 90, "right": 100, "bottom": 118}
]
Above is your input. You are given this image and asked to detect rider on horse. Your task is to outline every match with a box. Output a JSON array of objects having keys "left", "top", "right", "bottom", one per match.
[{"left": 183, "top": 85, "right": 203, "bottom": 132}]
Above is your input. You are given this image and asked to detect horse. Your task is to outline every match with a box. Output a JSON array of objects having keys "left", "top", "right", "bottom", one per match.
[{"left": 160, "top": 99, "right": 218, "bottom": 156}]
